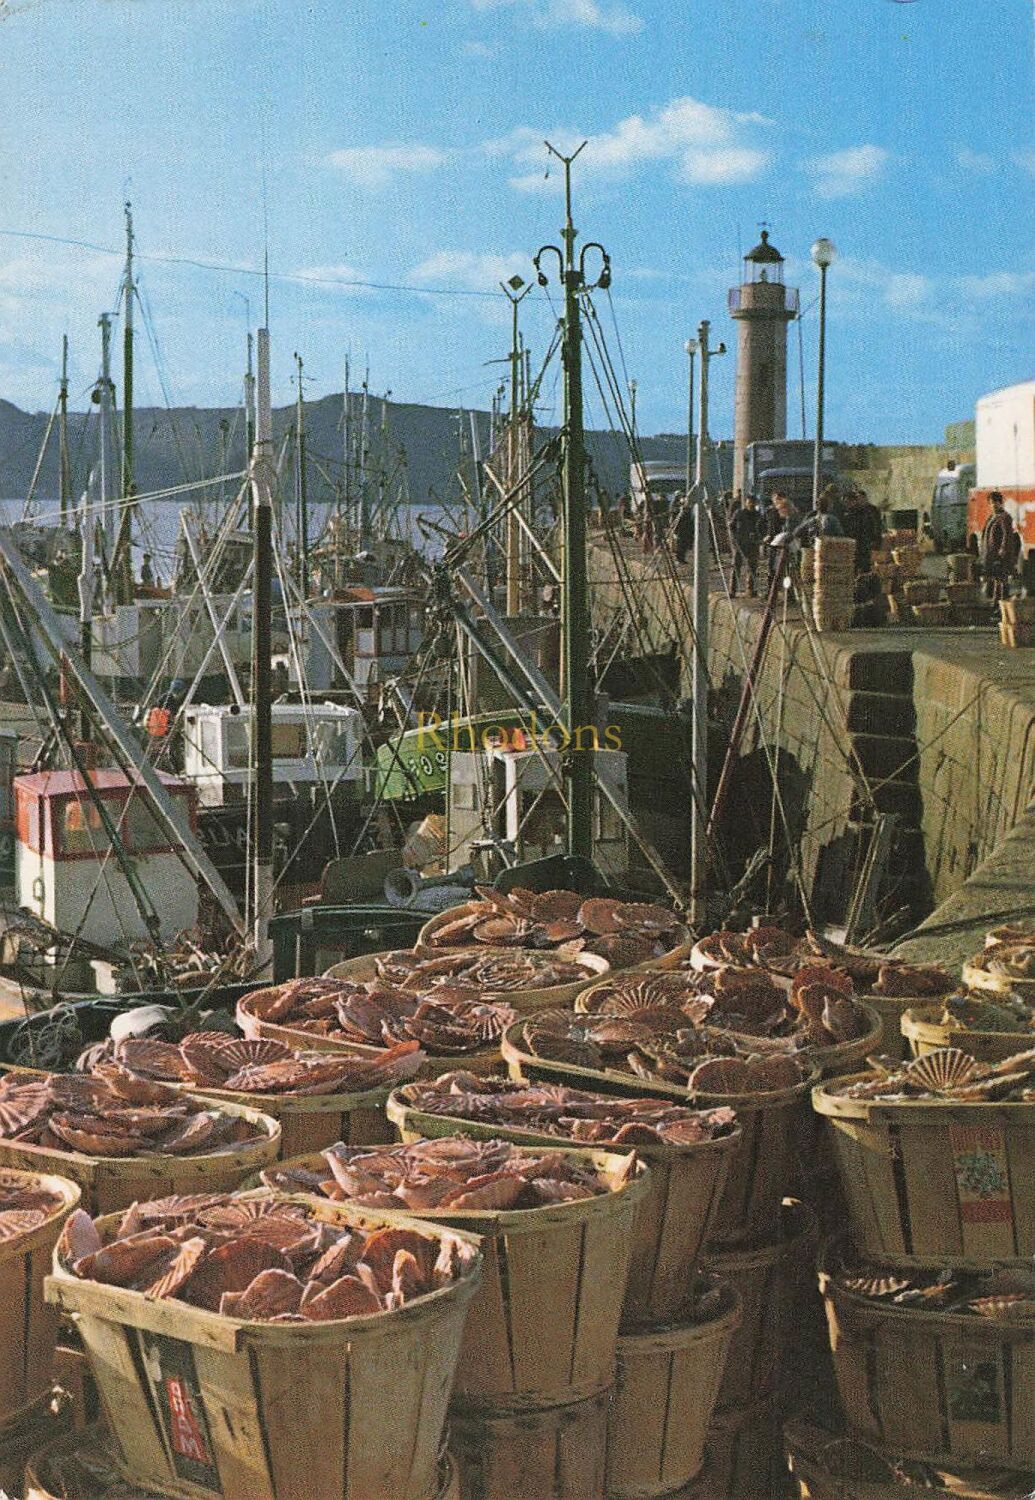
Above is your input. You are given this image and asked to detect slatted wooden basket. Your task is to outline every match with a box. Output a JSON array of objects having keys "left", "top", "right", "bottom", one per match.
[
  {"left": 327, "top": 948, "right": 612, "bottom": 1013},
  {"left": 819, "top": 1239, "right": 1035, "bottom": 1468},
  {"left": 0, "top": 1389, "right": 76, "bottom": 1497},
  {"left": 962, "top": 947, "right": 1035, "bottom": 1001},
  {"left": 705, "top": 1198, "right": 817, "bottom": 1412},
  {"left": 0, "top": 1169, "right": 80, "bottom": 1425},
  {"left": 23, "top": 1424, "right": 463, "bottom": 1500},
  {"left": 901, "top": 1005, "right": 1034, "bottom": 1064},
  {"left": 385, "top": 1090, "right": 741, "bottom": 1326},
  {"left": 46, "top": 1196, "right": 482, "bottom": 1500},
  {"left": 606, "top": 1282, "right": 742, "bottom": 1499},
  {"left": 783, "top": 1417, "right": 1035, "bottom": 1500},
  {"left": 236, "top": 984, "right": 504, "bottom": 1078},
  {"left": 250, "top": 1142, "right": 648, "bottom": 1408},
  {"left": 178, "top": 1081, "right": 392, "bottom": 1161},
  {"left": 499, "top": 1026, "right": 818, "bottom": 1247},
  {"left": 813, "top": 1074, "right": 1035, "bottom": 1266},
  {"left": 415, "top": 901, "right": 692, "bottom": 973},
  {"left": 687, "top": 1393, "right": 787, "bottom": 1500},
  {"left": 0, "top": 1092, "right": 281, "bottom": 1217},
  {"left": 448, "top": 1389, "right": 610, "bottom": 1500}
]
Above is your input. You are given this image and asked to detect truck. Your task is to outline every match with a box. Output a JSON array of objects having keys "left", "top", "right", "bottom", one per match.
[
  {"left": 742, "top": 439, "right": 838, "bottom": 509},
  {"left": 930, "top": 460, "right": 975, "bottom": 552},
  {"left": 967, "top": 381, "right": 1035, "bottom": 557}
]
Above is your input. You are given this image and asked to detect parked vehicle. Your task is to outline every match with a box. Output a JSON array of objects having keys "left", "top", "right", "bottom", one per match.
[
  {"left": 930, "top": 462, "right": 975, "bottom": 552},
  {"left": 967, "top": 381, "right": 1035, "bottom": 556}
]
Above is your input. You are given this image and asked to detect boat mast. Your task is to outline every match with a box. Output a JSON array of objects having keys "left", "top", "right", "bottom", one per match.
[
  {"left": 341, "top": 355, "right": 350, "bottom": 567},
  {"left": 501, "top": 275, "right": 531, "bottom": 616},
  {"left": 111, "top": 203, "right": 135, "bottom": 603},
  {"left": 244, "top": 330, "right": 256, "bottom": 459},
  {"left": 534, "top": 141, "right": 609, "bottom": 863},
  {"left": 359, "top": 368, "right": 370, "bottom": 547},
  {"left": 58, "top": 335, "right": 71, "bottom": 528},
  {"left": 96, "top": 313, "right": 114, "bottom": 576},
  {"left": 250, "top": 323, "right": 275, "bottom": 965},
  {"left": 294, "top": 351, "right": 309, "bottom": 596}
]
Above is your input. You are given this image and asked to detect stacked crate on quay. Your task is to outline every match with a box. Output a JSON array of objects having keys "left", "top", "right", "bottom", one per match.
[{"left": 806, "top": 1024, "right": 1035, "bottom": 1499}]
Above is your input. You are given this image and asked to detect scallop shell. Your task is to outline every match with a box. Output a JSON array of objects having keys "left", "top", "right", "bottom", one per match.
[
  {"left": 532, "top": 889, "right": 584, "bottom": 922},
  {"left": 185, "top": 1238, "right": 293, "bottom": 1311},
  {"left": 142, "top": 1236, "right": 208, "bottom": 1300},
  {"left": 58, "top": 1208, "right": 102, "bottom": 1265},
  {"left": 611, "top": 901, "right": 679, "bottom": 934},
  {"left": 115, "top": 1039, "right": 195, "bottom": 1082},
  {"left": 0, "top": 1208, "right": 47, "bottom": 1243},
  {"left": 841, "top": 1273, "right": 912, "bottom": 1299},
  {"left": 968, "top": 1295, "right": 1035, "bottom": 1319},
  {"left": 230, "top": 1268, "right": 306, "bottom": 1320},
  {"left": 747, "top": 1055, "right": 808, "bottom": 1091},
  {"left": 153, "top": 1111, "right": 216, "bottom": 1156},
  {"left": 214, "top": 1038, "right": 295, "bottom": 1073},
  {"left": 576, "top": 898, "right": 625, "bottom": 935},
  {"left": 301, "top": 1273, "right": 382, "bottom": 1320},
  {"left": 687, "top": 1057, "right": 753, "bottom": 1095},
  {"left": 902, "top": 1047, "right": 980, "bottom": 1094}
]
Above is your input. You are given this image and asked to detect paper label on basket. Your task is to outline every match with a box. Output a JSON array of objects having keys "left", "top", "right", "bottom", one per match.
[
  {"left": 949, "top": 1122, "right": 1012, "bottom": 1224},
  {"left": 945, "top": 1346, "right": 1004, "bottom": 1427},
  {"left": 141, "top": 1332, "right": 222, "bottom": 1493}
]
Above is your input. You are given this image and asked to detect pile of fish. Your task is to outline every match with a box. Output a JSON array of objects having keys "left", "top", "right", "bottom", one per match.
[
  {"left": 427, "top": 888, "right": 686, "bottom": 967},
  {"left": 0, "top": 1070, "right": 269, "bottom": 1158},
  {"left": 243, "top": 976, "right": 517, "bottom": 1056},
  {"left": 831, "top": 1249, "right": 1035, "bottom": 1321},
  {"left": 830, "top": 1045, "right": 1035, "bottom": 1103},
  {"left": 372, "top": 946, "right": 598, "bottom": 993},
  {"left": 80, "top": 1034, "right": 425, "bottom": 1095},
  {"left": 394, "top": 1072, "right": 737, "bottom": 1145},
  {"left": 0, "top": 1171, "right": 66, "bottom": 1245},
  {"left": 262, "top": 1137, "right": 622, "bottom": 1210},
  {"left": 575, "top": 963, "right": 871, "bottom": 1051},
  {"left": 58, "top": 1194, "right": 477, "bottom": 1320}
]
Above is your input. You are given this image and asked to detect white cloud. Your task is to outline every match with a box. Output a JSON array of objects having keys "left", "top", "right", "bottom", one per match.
[
  {"left": 831, "top": 257, "right": 932, "bottom": 312},
  {"left": 955, "top": 147, "right": 995, "bottom": 174},
  {"left": 680, "top": 146, "right": 770, "bottom": 185},
  {"left": 803, "top": 144, "right": 888, "bottom": 199},
  {"left": 410, "top": 250, "right": 532, "bottom": 292},
  {"left": 958, "top": 271, "right": 1035, "bottom": 299},
  {"left": 326, "top": 143, "right": 449, "bottom": 188},
  {"left": 488, "top": 96, "right": 772, "bottom": 193},
  {"left": 469, "top": 0, "right": 643, "bottom": 35},
  {"left": 462, "top": 39, "right": 497, "bottom": 56},
  {"left": 1013, "top": 146, "right": 1035, "bottom": 174}
]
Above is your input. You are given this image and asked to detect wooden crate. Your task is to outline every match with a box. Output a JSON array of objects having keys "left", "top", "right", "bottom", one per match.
[
  {"left": 0, "top": 1389, "right": 75, "bottom": 1497},
  {"left": 999, "top": 621, "right": 1035, "bottom": 648},
  {"left": 179, "top": 1082, "right": 392, "bottom": 1161},
  {"left": 783, "top": 1418, "right": 1035, "bottom": 1500},
  {"left": 0, "top": 1171, "right": 80, "bottom": 1424},
  {"left": 448, "top": 1390, "right": 609, "bottom": 1500},
  {"left": 415, "top": 904, "right": 693, "bottom": 973},
  {"left": 0, "top": 1095, "right": 280, "bottom": 1217},
  {"left": 705, "top": 1200, "right": 816, "bottom": 1411},
  {"left": 236, "top": 991, "right": 503, "bottom": 1078},
  {"left": 45, "top": 1198, "right": 482, "bottom": 1500},
  {"left": 607, "top": 1287, "right": 741, "bottom": 1498},
  {"left": 383, "top": 1094, "right": 741, "bottom": 1328},
  {"left": 900, "top": 1005, "right": 1030, "bottom": 1064},
  {"left": 24, "top": 1426, "right": 463, "bottom": 1500},
  {"left": 493, "top": 1030, "right": 817, "bottom": 1249},
  {"left": 1000, "top": 597, "right": 1035, "bottom": 625},
  {"left": 819, "top": 1242, "right": 1035, "bottom": 1467},
  {"left": 813, "top": 1074, "right": 1035, "bottom": 1266},
  {"left": 251, "top": 1144, "right": 649, "bottom": 1409},
  {"left": 328, "top": 947, "right": 612, "bottom": 1013}
]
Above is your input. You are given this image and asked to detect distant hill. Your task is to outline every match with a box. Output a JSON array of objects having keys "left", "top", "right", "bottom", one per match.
[{"left": 0, "top": 393, "right": 731, "bottom": 508}]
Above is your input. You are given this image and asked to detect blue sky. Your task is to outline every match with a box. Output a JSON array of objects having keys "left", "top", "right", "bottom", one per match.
[{"left": 0, "top": 0, "right": 1031, "bottom": 445}]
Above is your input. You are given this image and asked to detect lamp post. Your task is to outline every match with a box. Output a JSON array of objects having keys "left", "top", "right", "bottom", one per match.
[{"left": 810, "top": 237, "right": 837, "bottom": 511}]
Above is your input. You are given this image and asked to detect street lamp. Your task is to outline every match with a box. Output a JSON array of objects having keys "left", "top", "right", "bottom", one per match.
[
  {"left": 684, "top": 339, "right": 698, "bottom": 501},
  {"left": 810, "top": 237, "right": 837, "bottom": 511}
]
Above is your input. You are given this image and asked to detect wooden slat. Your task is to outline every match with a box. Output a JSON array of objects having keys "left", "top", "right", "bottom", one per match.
[
  {"left": 871, "top": 1321, "right": 943, "bottom": 1453},
  {"left": 572, "top": 1211, "right": 628, "bottom": 1388},
  {"left": 897, "top": 1121, "right": 963, "bottom": 1259},
  {"left": 856, "top": 1120, "right": 908, "bottom": 1258},
  {"left": 609, "top": 1349, "right": 667, "bottom": 1493},
  {"left": 504, "top": 1223, "right": 581, "bottom": 1396},
  {"left": 344, "top": 1329, "right": 439, "bottom": 1500},
  {"left": 662, "top": 1343, "right": 717, "bottom": 1488},
  {"left": 1006, "top": 1124, "right": 1035, "bottom": 1254},
  {"left": 451, "top": 1239, "right": 513, "bottom": 1400},
  {"left": 193, "top": 1343, "right": 274, "bottom": 1500},
  {"left": 0, "top": 1255, "right": 27, "bottom": 1417},
  {"left": 253, "top": 1345, "right": 346, "bottom": 1500},
  {"left": 76, "top": 1314, "right": 171, "bottom": 1483},
  {"left": 554, "top": 1396, "right": 609, "bottom": 1500},
  {"left": 641, "top": 1151, "right": 723, "bottom": 1321}
]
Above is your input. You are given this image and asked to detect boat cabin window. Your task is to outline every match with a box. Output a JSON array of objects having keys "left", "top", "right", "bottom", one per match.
[
  {"left": 270, "top": 723, "right": 308, "bottom": 760},
  {"left": 596, "top": 796, "right": 623, "bottom": 843},
  {"left": 226, "top": 720, "right": 250, "bottom": 770},
  {"left": 200, "top": 720, "right": 221, "bottom": 772},
  {"left": 60, "top": 797, "right": 105, "bottom": 854},
  {"left": 125, "top": 798, "right": 172, "bottom": 854},
  {"left": 356, "top": 606, "right": 376, "bottom": 657},
  {"left": 453, "top": 780, "right": 477, "bottom": 811}
]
